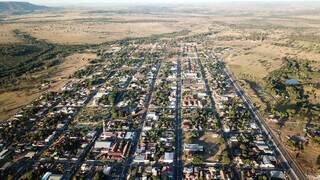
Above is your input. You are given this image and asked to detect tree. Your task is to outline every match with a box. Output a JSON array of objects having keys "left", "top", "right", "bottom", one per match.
[
  {"left": 111, "top": 107, "right": 118, "bottom": 118},
  {"left": 93, "top": 172, "right": 101, "bottom": 180},
  {"left": 220, "top": 151, "right": 231, "bottom": 165},
  {"left": 191, "top": 155, "right": 204, "bottom": 166},
  {"left": 317, "top": 155, "right": 320, "bottom": 166},
  {"left": 258, "top": 175, "right": 268, "bottom": 180}
]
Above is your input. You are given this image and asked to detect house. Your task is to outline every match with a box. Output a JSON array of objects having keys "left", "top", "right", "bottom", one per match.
[
  {"left": 94, "top": 141, "right": 112, "bottom": 149},
  {"left": 0, "top": 149, "right": 11, "bottom": 160},
  {"left": 267, "top": 118, "right": 279, "bottom": 123},
  {"left": 143, "top": 124, "right": 153, "bottom": 131},
  {"left": 41, "top": 172, "right": 63, "bottom": 180},
  {"left": 125, "top": 132, "right": 135, "bottom": 140},
  {"left": 45, "top": 132, "right": 56, "bottom": 143},
  {"left": 134, "top": 154, "right": 148, "bottom": 163},
  {"left": 182, "top": 119, "right": 192, "bottom": 131},
  {"left": 254, "top": 141, "right": 270, "bottom": 152},
  {"left": 147, "top": 112, "right": 159, "bottom": 121},
  {"left": 183, "top": 166, "right": 193, "bottom": 174},
  {"left": 163, "top": 152, "right": 174, "bottom": 163},
  {"left": 92, "top": 92, "right": 108, "bottom": 106},
  {"left": 211, "top": 132, "right": 220, "bottom": 138},
  {"left": 184, "top": 144, "right": 203, "bottom": 152},
  {"left": 197, "top": 92, "right": 207, "bottom": 98},
  {"left": 86, "top": 131, "right": 97, "bottom": 139},
  {"left": 250, "top": 123, "right": 258, "bottom": 130},
  {"left": 260, "top": 155, "right": 275, "bottom": 169},
  {"left": 80, "top": 163, "right": 93, "bottom": 173},
  {"left": 183, "top": 95, "right": 202, "bottom": 108},
  {"left": 270, "top": 171, "right": 286, "bottom": 179}
]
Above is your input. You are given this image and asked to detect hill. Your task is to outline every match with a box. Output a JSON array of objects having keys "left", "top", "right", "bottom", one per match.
[{"left": 0, "top": 1, "right": 48, "bottom": 12}]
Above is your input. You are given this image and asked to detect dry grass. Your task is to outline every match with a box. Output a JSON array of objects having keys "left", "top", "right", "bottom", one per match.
[
  {"left": 0, "top": 11, "right": 212, "bottom": 45},
  {"left": 0, "top": 90, "right": 41, "bottom": 120},
  {"left": 198, "top": 133, "right": 224, "bottom": 162},
  {"left": 269, "top": 122, "right": 320, "bottom": 176},
  {"left": 48, "top": 52, "right": 97, "bottom": 91},
  {"left": 0, "top": 24, "right": 22, "bottom": 43},
  {"left": 0, "top": 5, "right": 320, "bottom": 175},
  {"left": 0, "top": 52, "right": 96, "bottom": 120}
]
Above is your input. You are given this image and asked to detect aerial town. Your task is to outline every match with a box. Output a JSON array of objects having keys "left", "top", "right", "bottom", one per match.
[
  {"left": 1, "top": 1, "right": 320, "bottom": 180},
  {"left": 0, "top": 33, "right": 304, "bottom": 180}
]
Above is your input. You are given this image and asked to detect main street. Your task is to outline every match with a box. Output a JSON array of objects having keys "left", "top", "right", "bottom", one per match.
[
  {"left": 173, "top": 54, "right": 183, "bottom": 180},
  {"left": 121, "top": 60, "right": 162, "bottom": 179}
]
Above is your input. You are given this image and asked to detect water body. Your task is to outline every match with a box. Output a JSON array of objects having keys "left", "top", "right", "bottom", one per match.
[{"left": 286, "top": 78, "right": 299, "bottom": 85}]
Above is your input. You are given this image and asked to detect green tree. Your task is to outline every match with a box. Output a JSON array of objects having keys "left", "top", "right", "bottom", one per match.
[
  {"left": 191, "top": 155, "right": 204, "bottom": 166},
  {"left": 221, "top": 151, "right": 231, "bottom": 165},
  {"left": 317, "top": 155, "right": 320, "bottom": 166}
]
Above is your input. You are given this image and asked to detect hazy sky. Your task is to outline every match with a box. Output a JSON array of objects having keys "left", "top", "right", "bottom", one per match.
[
  {"left": 0, "top": 0, "right": 318, "bottom": 6},
  {"left": 0, "top": 0, "right": 320, "bottom": 4}
]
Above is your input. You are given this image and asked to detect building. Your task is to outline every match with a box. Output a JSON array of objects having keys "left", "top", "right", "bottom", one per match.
[
  {"left": 163, "top": 152, "right": 174, "bottom": 163},
  {"left": 94, "top": 141, "right": 112, "bottom": 149},
  {"left": 41, "top": 172, "right": 63, "bottom": 180},
  {"left": 184, "top": 144, "right": 203, "bottom": 152}
]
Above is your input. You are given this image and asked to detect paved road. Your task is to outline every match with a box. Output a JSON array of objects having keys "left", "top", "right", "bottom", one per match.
[
  {"left": 194, "top": 46, "right": 223, "bottom": 129},
  {"left": 195, "top": 47, "right": 241, "bottom": 179},
  {"left": 120, "top": 61, "right": 162, "bottom": 179},
  {"left": 64, "top": 128, "right": 102, "bottom": 179},
  {"left": 211, "top": 53, "right": 306, "bottom": 180},
  {"left": 14, "top": 89, "right": 97, "bottom": 180},
  {"left": 173, "top": 54, "right": 183, "bottom": 180},
  {"left": 13, "top": 46, "right": 137, "bottom": 180}
]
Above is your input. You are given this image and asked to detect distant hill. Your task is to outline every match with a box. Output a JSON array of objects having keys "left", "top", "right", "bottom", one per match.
[{"left": 0, "top": 1, "right": 48, "bottom": 12}]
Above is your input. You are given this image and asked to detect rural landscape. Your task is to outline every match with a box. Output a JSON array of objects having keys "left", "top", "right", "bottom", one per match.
[{"left": 0, "top": 0, "right": 319, "bottom": 179}]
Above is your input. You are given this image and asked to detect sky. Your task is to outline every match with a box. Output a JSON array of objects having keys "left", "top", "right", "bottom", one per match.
[{"left": 0, "top": 0, "right": 319, "bottom": 6}]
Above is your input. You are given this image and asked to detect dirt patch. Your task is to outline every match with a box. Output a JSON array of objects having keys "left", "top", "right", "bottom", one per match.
[
  {"left": 48, "top": 52, "right": 97, "bottom": 91},
  {"left": 0, "top": 90, "right": 41, "bottom": 120},
  {"left": 0, "top": 52, "right": 96, "bottom": 120}
]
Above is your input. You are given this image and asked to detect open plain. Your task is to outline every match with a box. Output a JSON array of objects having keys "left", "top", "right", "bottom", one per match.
[{"left": 0, "top": 1, "right": 320, "bottom": 179}]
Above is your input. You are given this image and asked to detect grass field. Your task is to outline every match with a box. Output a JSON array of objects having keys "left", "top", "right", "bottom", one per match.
[
  {"left": 209, "top": 15, "right": 320, "bottom": 175},
  {"left": 0, "top": 2, "right": 320, "bottom": 176},
  {"left": 0, "top": 52, "right": 96, "bottom": 120}
]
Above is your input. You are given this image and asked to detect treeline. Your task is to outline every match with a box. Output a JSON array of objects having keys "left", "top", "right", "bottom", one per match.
[
  {"left": 264, "top": 57, "right": 314, "bottom": 118},
  {"left": 98, "top": 29, "right": 191, "bottom": 47},
  {"left": 216, "top": 32, "right": 268, "bottom": 42},
  {"left": 0, "top": 30, "right": 90, "bottom": 89},
  {"left": 290, "top": 34, "right": 320, "bottom": 44}
]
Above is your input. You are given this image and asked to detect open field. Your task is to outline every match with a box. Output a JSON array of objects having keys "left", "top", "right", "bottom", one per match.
[
  {"left": 208, "top": 12, "right": 320, "bottom": 176},
  {"left": 48, "top": 52, "right": 97, "bottom": 91},
  {"left": 0, "top": 11, "right": 210, "bottom": 45},
  {"left": 0, "top": 90, "right": 41, "bottom": 120},
  {"left": 0, "top": 52, "right": 96, "bottom": 120},
  {"left": 0, "top": 2, "right": 320, "bottom": 177}
]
